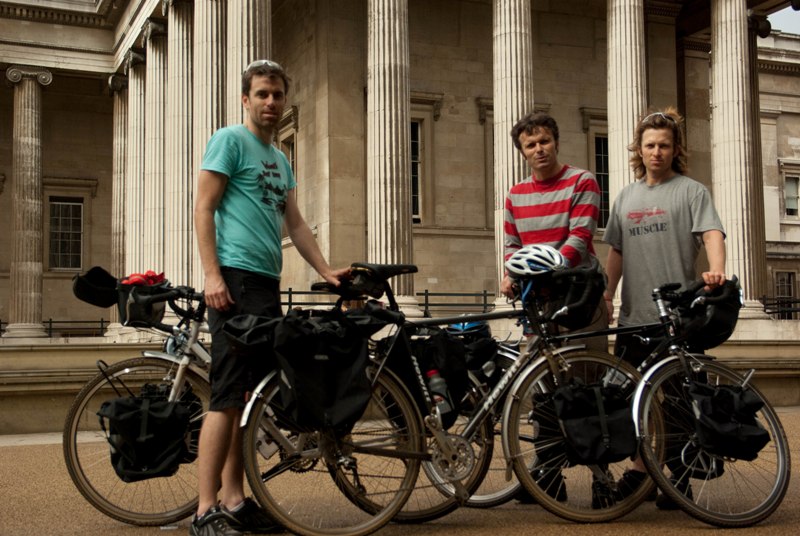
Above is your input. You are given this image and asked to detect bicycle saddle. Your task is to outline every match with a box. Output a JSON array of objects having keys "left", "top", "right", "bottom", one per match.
[{"left": 350, "top": 262, "right": 418, "bottom": 281}]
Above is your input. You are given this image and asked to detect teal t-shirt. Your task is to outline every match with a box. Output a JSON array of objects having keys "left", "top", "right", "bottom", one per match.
[{"left": 201, "top": 125, "right": 296, "bottom": 279}]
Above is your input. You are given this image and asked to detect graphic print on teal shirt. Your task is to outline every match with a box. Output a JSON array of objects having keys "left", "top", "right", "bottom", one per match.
[{"left": 201, "top": 125, "right": 296, "bottom": 279}]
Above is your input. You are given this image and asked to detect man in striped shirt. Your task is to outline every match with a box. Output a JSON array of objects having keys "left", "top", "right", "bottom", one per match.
[
  {"left": 501, "top": 111, "right": 607, "bottom": 348},
  {"left": 503, "top": 111, "right": 608, "bottom": 506}
]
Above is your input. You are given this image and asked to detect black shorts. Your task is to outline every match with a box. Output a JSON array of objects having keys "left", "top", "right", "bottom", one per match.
[{"left": 207, "top": 267, "right": 282, "bottom": 411}]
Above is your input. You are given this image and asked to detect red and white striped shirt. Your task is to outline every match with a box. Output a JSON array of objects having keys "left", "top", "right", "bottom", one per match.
[{"left": 504, "top": 164, "right": 600, "bottom": 268}]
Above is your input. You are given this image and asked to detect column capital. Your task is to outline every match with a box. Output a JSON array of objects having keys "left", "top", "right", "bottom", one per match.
[
  {"left": 108, "top": 74, "right": 129, "bottom": 95},
  {"left": 5, "top": 65, "right": 53, "bottom": 86},
  {"left": 142, "top": 19, "right": 167, "bottom": 45},
  {"left": 748, "top": 13, "right": 771, "bottom": 39},
  {"left": 124, "top": 49, "right": 145, "bottom": 75}
]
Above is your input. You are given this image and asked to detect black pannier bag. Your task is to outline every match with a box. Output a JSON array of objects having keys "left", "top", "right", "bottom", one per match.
[
  {"left": 408, "top": 328, "right": 470, "bottom": 430},
  {"left": 97, "top": 383, "right": 200, "bottom": 483},
  {"left": 117, "top": 282, "right": 170, "bottom": 327},
  {"left": 686, "top": 381, "right": 770, "bottom": 461},
  {"left": 551, "top": 378, "right": 637, "bottom": 465},
  {"left": 534, "top": 257, "right": 606, "bottom": 331},
  {"left": 270, "top": 309, "right": 377, "bottom": 435}
]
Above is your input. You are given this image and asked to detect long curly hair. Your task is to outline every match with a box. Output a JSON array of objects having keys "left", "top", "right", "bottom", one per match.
[{"left": 627, "top": 107, "right": 688, "bottom": 179}]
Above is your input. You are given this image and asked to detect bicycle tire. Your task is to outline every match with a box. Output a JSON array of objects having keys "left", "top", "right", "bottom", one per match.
[
  {"left": 391, "top": 375, "right": 495, "bottom": 522},
  {"left": 242, "top": 368, "right": 423, "bottom": 536},
  {"left": 637, "top": 358, "right": 791, "bottom": 527},
  {"left": 503, "top": 350, "right": 653, "bottom": 523},
  {"left": 62, "top": 357, "right": 210, "bottom": 526}
]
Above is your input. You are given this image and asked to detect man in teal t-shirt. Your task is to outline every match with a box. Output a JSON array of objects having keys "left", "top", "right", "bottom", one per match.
[{"left": 192, "top": 60, "right": 349, "bottom": 536}]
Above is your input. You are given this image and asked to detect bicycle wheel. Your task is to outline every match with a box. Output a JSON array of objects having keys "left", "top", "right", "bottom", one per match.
[
  {"left": 503, "top": 350, "right": 653, "bottom": 523},
  {"left": 63, "top": 357, "right": 209, "bottom": 526},
  {"left": 392, "top": 375, "right": 495, "bottom": 522},
  {"left": 242, "top": 369, "right": 422, "bottom": 536},
  {"left": 638, "top": 358, "right": 791, "bottom": 527}
]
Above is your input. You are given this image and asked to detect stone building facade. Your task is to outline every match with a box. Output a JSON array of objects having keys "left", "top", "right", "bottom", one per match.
[{"left": 1, "top": 0, "right": 800, "bottom": 431}]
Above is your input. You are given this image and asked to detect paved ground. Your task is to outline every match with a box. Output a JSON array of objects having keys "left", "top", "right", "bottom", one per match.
[{"left": 3, "top": 407, "right": 800, "bottom": 535}]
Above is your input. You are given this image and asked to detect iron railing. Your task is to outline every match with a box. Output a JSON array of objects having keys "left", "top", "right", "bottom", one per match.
[
  {"left": 0, "top": 288, "right": 498, "bottom": 337},
  {"left": 760, "top": 296, "right": 800, "bottom": 320}
]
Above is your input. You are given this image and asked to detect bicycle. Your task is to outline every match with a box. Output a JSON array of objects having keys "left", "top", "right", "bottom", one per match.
[
  {"left": 64, "top": 278, "right": 210, "bottom": 526},
  {"left": 236, "top": 256, "right": 648, "bottom": 535},
  {"left": 627, "top": 278, "right": 791, "bottom": 527}
]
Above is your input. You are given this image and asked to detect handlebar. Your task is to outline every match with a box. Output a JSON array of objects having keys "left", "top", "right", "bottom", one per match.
[{"left": 657, "top": 275, "right": 740, "bottom": 311}]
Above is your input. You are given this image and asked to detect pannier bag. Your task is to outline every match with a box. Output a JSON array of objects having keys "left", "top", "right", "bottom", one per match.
[
  {"left": 271, "top": 309, "right": 374, "bottom": 435},
  {"left": 97, "top": 383, "right": 201, "bottom": 483},
  {"left": 551, "top": 378, "right": 637, "bottom": 465},
  {"left": 686, "top": 381, "right": 770, "bottom": 461},
  {"left": 409, "top": 328, "right": 470, "bottom": 429},
  {"left": 117, "top": 281, "right": 170, "bottom": 327}
]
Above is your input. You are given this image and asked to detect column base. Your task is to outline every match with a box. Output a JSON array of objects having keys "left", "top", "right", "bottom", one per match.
[
  {"left": 739, "top": 300, "right": 771, "bottom": 320},
  {"left": 2, "top": 323, "right": 48, "bottom": 338},
  {"left": 395, "top": 294, "right": 424, "bottom": 319}
]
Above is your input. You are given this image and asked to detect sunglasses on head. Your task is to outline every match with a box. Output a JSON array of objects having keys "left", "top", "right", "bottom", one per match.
[
  {"left": 641, "top": 112, "right": 677, "bottom": 124},
  {"left": 244, "top": 59, "right": 284, "bottom": 73}
]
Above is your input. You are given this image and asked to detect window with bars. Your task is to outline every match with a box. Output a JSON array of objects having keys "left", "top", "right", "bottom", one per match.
[
  {"left": 49, "top": 196, "right": 83, "bottom": 270},
  {"left": 785, "top": 176, "right": 799, "bottom": 217},
  {"left": 411, "top": 120, "right": 422, "bottom": 224},
  {"left": 775, "top": 271, "right": 797, "bottom": 320},
  {"left": 594, "top": 134, "right": 610, "bottom": 228}
]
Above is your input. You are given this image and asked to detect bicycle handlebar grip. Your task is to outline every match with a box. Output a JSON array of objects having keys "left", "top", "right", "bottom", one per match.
[
  {"left": 132, "top": 288, "right": 181, "bottom": 307},
  {"left": 702, "top": 275, "right": 739, "bottom": 305}
]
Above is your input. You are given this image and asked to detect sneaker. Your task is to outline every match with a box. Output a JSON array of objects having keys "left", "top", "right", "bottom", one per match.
[
  {"left": 655, "top": 475, "right": 693, "bottom": 511},
  {"left": 225, "top": 498, "right": 282, "bottom": 534},
  {"left": 614, "top": 469, "right": 657, "bottom": 501},
  {"left": 190, "top": 506, "right": 242, "bottom": 536}
]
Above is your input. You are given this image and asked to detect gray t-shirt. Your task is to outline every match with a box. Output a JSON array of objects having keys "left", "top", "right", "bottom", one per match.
[{"left": 603, "top": 175, "right": 725, "bottom": 325}]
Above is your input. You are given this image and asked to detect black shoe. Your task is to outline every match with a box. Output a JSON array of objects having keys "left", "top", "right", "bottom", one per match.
[
  {"left": 655, "top": 475, "right": 693, "bottom": 511},
  {"left": 190, "top": 506, "right": 243, "bottom": 536},
  {"left": 225, "top": 498, "right": 282, "bottom": 534},
  {"left": 614, "top": 469, "right": 657, "bottom": 501}
]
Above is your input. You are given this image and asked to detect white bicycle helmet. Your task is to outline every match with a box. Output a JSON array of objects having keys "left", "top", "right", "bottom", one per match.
[{"left": 505, "top": 244, "right": 568, "bottom": 277}]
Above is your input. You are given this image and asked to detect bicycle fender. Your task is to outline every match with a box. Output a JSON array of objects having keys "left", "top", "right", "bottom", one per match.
[
  {"left": 240, "top": 370, "right": 280, "bottom": 428},
  {"left": 631, "top": 353, "right": 712, "bottom": 437}
]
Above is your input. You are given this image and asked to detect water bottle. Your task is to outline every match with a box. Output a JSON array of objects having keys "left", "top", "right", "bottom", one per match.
[{"left": 426, "top": 369, "right": 453, "bottom": 417}]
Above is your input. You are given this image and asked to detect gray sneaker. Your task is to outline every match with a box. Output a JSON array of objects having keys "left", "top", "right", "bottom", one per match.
[{"left": 190, "top": 506, "right": 243, "bottom": 536}]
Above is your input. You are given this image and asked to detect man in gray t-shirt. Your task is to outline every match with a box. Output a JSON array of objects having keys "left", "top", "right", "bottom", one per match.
[
  {"left": 603, "top": 174, "right": 724, "bottom": 326},
  {"left": 602, "top": 107, "right": 726, "bottom": 508}
]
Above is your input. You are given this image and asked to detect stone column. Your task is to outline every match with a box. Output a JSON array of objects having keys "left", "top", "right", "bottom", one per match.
[
  {"left": 367, "top": 0, "right": 414, "bottom": 298},
  {"left": 226, "top": 0, "right": 271, "bottom": 125},
  {"left": 710, "top": 0, "right": 767, "bottom": 313},
  {"left": 193, "top": 0, "right": 226, "bottom": 290},
  {"left": 3, "top": 65, "right": 52, "bottom": 338},
  {"left": 124, "top": 50, "right": 146, "bottom": 276},
  {"left": 607, "top": 0, "right": 647, "bottom": 201},
  {"left": 492, "top": 0, "right": 534, "bottom": 293},
  {"left": 143, "top": 20, "right": 167, "bottom": 272},
  {"left": 164, "top": 0, "right": 194, "bottom": 287},
  {"left": 109, "top": 74, "right": 128, "bottom": 327}
]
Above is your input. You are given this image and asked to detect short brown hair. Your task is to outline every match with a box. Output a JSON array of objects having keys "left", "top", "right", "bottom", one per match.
[
  {"left": 628, "top": 107, "right": 688, "bottom": 179},
  {"left": 242, "top": 59, "right": 291, "bottom": 96},
  {"left": 511, "top": 111, "right": 560, "bottom": 151}
]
